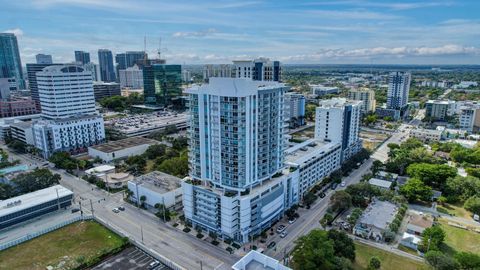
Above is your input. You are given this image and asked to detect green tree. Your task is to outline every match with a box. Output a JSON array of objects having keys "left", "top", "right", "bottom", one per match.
[
  {"left": 425, "top": 251, "right": 459, "bottom": 270},
  {"left": 11, "top": 168, "right": 61, "bottom": 194},
  {"left": 454, "top": 252, "right": 480, "bottom": 270},
  {"left": 400, "top": 178, "right": 433, "bottom": 202},
  {"left": 464, "top": 196, "right": 480, "bottom": 214},
  {"left": 445, "top": 176, "right": 480, "bottom": 202},
  {"left": 292, "top": 229, "right": 336, "bottom": 270},
  {"left": 143, "top": 144, "right": 167, "bottom": 160},
  {"left": 157, "top": 152, "right": 188, "bottom": 178},
  {"left": 368, "top": 256, "right": 381, "bottom": 270},
  {"left": 418, "top": 226, "right": 446, "bottom": 252},
  {"left": 327, "top": 230, "right": 355, "bottom": 261},
  {"left": 0, "top": 183, "right": 16, "bottom": 200},
  {"left": 406, "top": 163, "right": 457, "bottom": 190},
  {"left": 330, "top": 190, "right": 352, "bottom": 213},
  {"left": 345, "top": 182, "right": 381, "bottom": 207}
]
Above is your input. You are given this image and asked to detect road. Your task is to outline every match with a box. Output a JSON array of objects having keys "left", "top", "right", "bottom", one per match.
[{"left": 3, "top": 149, "right": 237, "bottom": 270}]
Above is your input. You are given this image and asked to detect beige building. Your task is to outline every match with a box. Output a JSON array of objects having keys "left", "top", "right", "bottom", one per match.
[{"left": 348, "top": 88, "right": 376, "bottom": 113}]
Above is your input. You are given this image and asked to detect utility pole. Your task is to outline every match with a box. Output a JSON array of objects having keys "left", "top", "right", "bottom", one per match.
[
  {"left": 55, "top": 188, "right": 61, "bottom": 210},
  {"left": 141, "top": 226, "right": 144, "bottom": 243},
  {"left": 199, "top": 260, "right": 203, "bottom": 270},
  {"left": 162, "top": 196, "right": 166, "bottom": 222},
  {"left": 79, "top": 201, "right": 83, "bottom": 217}
]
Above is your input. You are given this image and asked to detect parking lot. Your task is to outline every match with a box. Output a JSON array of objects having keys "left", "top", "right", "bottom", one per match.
[{"left": 93, "top": 246, "right": 170, "bottom": 270}]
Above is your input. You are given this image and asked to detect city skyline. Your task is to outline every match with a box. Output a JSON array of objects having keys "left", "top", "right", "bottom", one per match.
[{"left": 1, "top": 0, "right": 479, "bottom": 65}]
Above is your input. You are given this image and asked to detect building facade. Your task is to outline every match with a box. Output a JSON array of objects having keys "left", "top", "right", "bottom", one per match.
[
  {"left": 0, "top": 33, "right": 24, "bottom": 89},
  {"left": 32, "top": 65, "right": 105, "bottom": 158},
  {"left": 119, "top": 65, "right": 143, "bottom": 89},
  {"left": 26, "top": 63, "right": 63, "bottom": 110},
  {"left": 98, "top": 49, "right": 116, "bottom": 82},
  {"left": 115, "top": 51, "right": 146, "bottom": 71},
  {"left": 182, "top": 78, "right": 298, "bottom": 243},
  {"left": 74, "top": 50, "right": 90, "bottom": 65},
  {"left": 315, "top": 98, "right": 362, "bottom": 161},
  {"left": 143, "top": 64, "right": 182, "bottom": 106},
  {"left": 311, "top": 85, "right": 340, "bottom": 97},
  {"left": 382, "top": 72, "right": 411, "bottom": 120},
  {"left": 0, "top": 98, "right": 37, "bottom": 118},
  {"left": 35, "top": 54, "right": 52, "bottom": 64},
  {"left": 425, "top": 100, "right": 455, "bottom": 121},
  {"left": 284, "top": 92, "right": 306, "bottom": 128},
  {"left": 348, "top": 88, "right": 376, "bottom": 113},
  {"left": 233, "top": 58, "right": 281, "bottom": 82},
  {"left": 203, "top": 64, "right": 233, "bottom": 82},
  {"left": 459, "top": 105, "right": 480, "bottom": 132},
  {"left": 93, "top": 82, "right": 121, "bottom": 101}
]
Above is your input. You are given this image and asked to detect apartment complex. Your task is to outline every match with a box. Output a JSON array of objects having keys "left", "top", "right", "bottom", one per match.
[
  {"left": 459, "top": 105, "right": 480, "bottom": 132},
  {"left": 348, "top": 88, "right": 376, "bottom": 113},
  {"left": 425, "top": 100, "right": 456, "bottom": 121},
  {"left": 284, "top": 92, "right": 306, "bottom": 128},
  {"left": 32, "top": 65, "right": 105, "bottom": 158},
  {"left": 315, "top": 98, "right": 362, "bottom": 161},
  {"left": 119, "top": 65, "right": 143, "bottom": 89},
  {"left": 232, "top": 58, "right": 281, "bottom": 82},
  {"left": 376, "top": 72, "right": 411, "bottom": 120}
]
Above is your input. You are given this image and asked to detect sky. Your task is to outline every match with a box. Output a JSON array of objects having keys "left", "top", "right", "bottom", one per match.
[{"left": 1, "top": 0, "right": 480, "bottom": 65}]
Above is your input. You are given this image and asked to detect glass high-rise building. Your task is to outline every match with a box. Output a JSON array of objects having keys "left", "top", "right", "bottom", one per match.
[
  {"left": 143, "top": 64, "right": 182, "bottom": 106},
  {"left": 74, "top": 51, "right": 90, "bottom": 64},
  {"left": 0, "top": 33, "right": 24, "bottom": 89},
  {"left": 98, "top": 49, "right": 116, "bottom": 82},
  {"left": 115, "top": 51, "right": 145, "bottom": 70}
]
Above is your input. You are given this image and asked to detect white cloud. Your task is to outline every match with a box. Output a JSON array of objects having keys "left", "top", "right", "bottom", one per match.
[
  {"left": 173, "top": 28, "right": 217, "bottom": 38},
  {"left": 3, "top": 28, "right": 24, "bottom": 36}
]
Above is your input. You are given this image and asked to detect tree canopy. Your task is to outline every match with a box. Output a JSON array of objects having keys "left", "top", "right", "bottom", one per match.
[
  {"left": 406, "top": 163, "right": 457, "bottom": 190},
  {"left": 400, "top": 178, "right": 433, "bottom": 203}
]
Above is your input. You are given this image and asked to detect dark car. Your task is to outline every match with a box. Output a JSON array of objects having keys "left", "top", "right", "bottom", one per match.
[
  {"left": 71, "top": 208, "right": 80, "bottom": 213},
  {"left": 267, "top": 242, "right": 276, "bottom": 249},
  {"left": 319, "top": 192, "right": 326, "bottom": 198},
  {"left": 118, "top": 206, "right": 125, "bottom": 211},
  {"left": 331, "top": 183, "right": 338, "bottom": 190}
]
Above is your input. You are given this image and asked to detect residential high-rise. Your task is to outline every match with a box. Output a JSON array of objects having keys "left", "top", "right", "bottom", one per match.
[
  {"left": 0, "top": 33, "right": 24, "bottom": 89},
  {"left": 115, "top": 51, "right": 146, "bottom": 71},
  {"left": 26, "top": 63, "right": 63, "bottom": 111},
  {"left": 119, "top": 65, "right": 143, "bottom": 89},
  {"left": 348, "top": 88, "right": 376, "bottom": 113},
  {"left": 182, "top": 78, "right": 298, "bottom": 243},
  {"left": 284, "top": 92, "right": 306, "bottom": 128},
  {"left": 74, "top": 51, "right": 90, "bottom": 64},
  {"left": 35, "top": 54, "right": 53, "bottom": 64},
  {"left": 425, "top": 100, "right": 456, "bottom": 121},
  {"left": 315, "top": 98, "right": 362, "bottom": 161},
  {"left": 83, "top": 62, "right": 99, "bottom": 81},
  {"left": 93, "top": 82, "right": 121, "bottom": 101},
  {"left": 203, "top": 64, "right": 233, "bottom": 82},
  {"left": 233, "top": 58, "right": 281, "bottom": 82},
  {"left": 387, "top": 72, "right": 410, "bottom": 110},
  {"left": 459, "top": 105, "right": 480, "bottom": 133},
  {"left": 32, "top": 65, "right": 105, "bottom": 158},
  {"left": 143, "top": 64, "right": 182, "bottom": 106},
  {"left": 98, "top": 49, "right": 116, "bottom": 82}
]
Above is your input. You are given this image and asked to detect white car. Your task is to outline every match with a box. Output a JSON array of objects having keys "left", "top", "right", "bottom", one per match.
[
  {"left": 276, "top": 225, "right": 286, "bottom": 233},
  {"left": 112, "top": 208, "right": 120, "bottom": 213},
  {"left": 280, "top": 231, "right": 288, "bottom": 238},
  {"left": 341, "top": 181, "right": 346, "bottom": 187},
  {"left": 288, "top": 218, "right": 297, "bottom": 224}
]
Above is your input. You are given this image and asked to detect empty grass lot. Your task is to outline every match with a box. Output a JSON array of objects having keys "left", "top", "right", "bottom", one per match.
[
  {"left": 438, "top": 218, "right": 480, "bottom": 255},
  {"left": 353, "top": 242, "right": 427, "bottom": 270},
  {"left": 0, "top": 220, "right": 126, "bottom": 270}
]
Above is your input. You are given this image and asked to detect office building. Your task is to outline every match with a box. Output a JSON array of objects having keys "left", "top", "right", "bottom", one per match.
[
  {"left": 35, "top": 54, "right": 52, "bottom": 64},
  {"left": 315, "top": 98, "right": 362, "bottom": 161},
  {"left": 233, "top": 58, "right": 281, "bottom": 81},
  {"left": 377, "top": 72, "right": 411, "bottom": 120},
  {"left": 26, "top": 63, "right": 63, "bottom": 110},
  {"left": 0, "top": 98, "right": 37, "bottom": 118},
  {"left": 182, "top": 78, "right": 298, "bottom": 243},
  {"left": 83, "top": 62, "right": 99, "bottom": 81},
  {"left": 0, "top": 33, "right": 24, "bottom": 89},
  {"left": 32, "top": 65, "right": 105, "bottom": 158},
  {"left": 74, "top": 50, "right": 90, "bottom": 64},
  {"left": 425, "top": 100, "right": 456, "bottom": 121},
  {"left": 348, "top": 88, "right": 376, "bottom": 113},
  {"left": 128, "top": 171, "right": 183, "bottom": 210},
  {"left": 284, "top": 92, "right": 306, "bottom": 128},
  {"left": 115, "top": 51, "right": 146, "bottom": 71},
  {"left": 119, "top": 65, "right": 143, "bottom": 88},
  {"left": 203, "top": 64, "right": 233, "bottom": 82},
  {"left": 311, "top": 85, "right": 340, "bottom": 97},
  {"left": 0, "top": 185, "right": 73, "bottom": 230},
  {"left": 93, "top": 82, "right": 121, "bottom": 101},
  {"left": 143, "top": 64, "right": 182, "bottom": 107},
  {"left": 98, "top": 49, "right": 116, "bottom": 82}
]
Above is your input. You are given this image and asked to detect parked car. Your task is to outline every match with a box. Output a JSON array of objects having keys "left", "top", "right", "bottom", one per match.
[
  {"left": 319, "top": 192, "right": 326, "bottom": 198},
  {"left": 474, "top": 214, "right": 479, "bottom": 222},
  {"left": 148, "top": 260, "right": 160, "bottom": 269},
  {"left": 288, "top": 218, "right": 297, "bottom": 224},
  {"left": 341, "top": 181, "right": 346, "bottom": 187},
  {"left": 280, "top": 231, "right": 288, "bottom": 238},
  {"left": 112, "top": 208, "right": 120, "bottom": 213},
  {"left": 118, "top": 206, "right": 125, "bottom": 211},
  {"left": 331, "top": 183, "right": 338, "bottom": 190},
  {"left": 267, "top": 242, "right": 276, "bottom": 249},
  {"left": 276, "top": 225, "right": 286, "bottom": 233},
  {"left": 71, "top": 208, "right": 80, "bottom": 213}
]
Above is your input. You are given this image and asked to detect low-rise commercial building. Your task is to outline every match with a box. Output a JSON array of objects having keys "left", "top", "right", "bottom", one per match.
[
  {"left": 368, "top": 178, "right": 392, "bottom": 190},
  {"left": 128, "top": 171, "right": 183, "bottom": 210},
  {"left": 353, "top": 199, "right": 398, "bottom": 241},
  {"left": 0, "top": 185, "right": 73, "bottom": 229},
  {"left": 232, "top": 250, "right": 292, "bottom": 270},
  {"left": 88, "top": 137, "right": 158, "bottom": 162},
  {"left": 310, "top": 84, "right": 339, "bottom": 97},
  {"left": 409, "top": 128, "right": 443, "bottom": 142}
]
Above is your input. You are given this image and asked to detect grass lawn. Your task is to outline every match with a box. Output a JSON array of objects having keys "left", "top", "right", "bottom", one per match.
[
  {"left": 438, "top": 218, "right": 480, "bottom": 255},
  {"left": 0, "top": 220, "right": 126, "bottom": 270},
  {"left": 353, "top": 242, "right": 427, "bottom": 270},
  {"left": 436, "top": 203, "right": 472, "bottom": 219}
]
